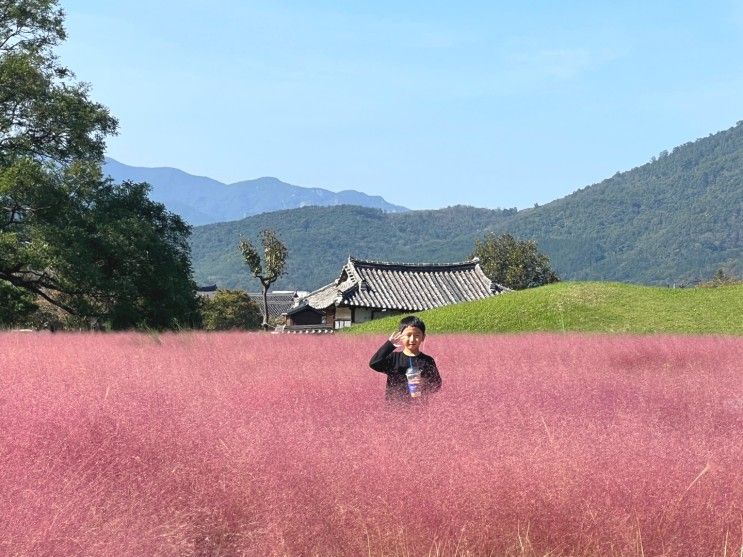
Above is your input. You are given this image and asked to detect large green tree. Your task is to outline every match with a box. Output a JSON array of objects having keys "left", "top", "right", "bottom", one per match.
[
  {"left": 472, "top": 233, "right": 559, "bottom": 290},
  {"left": 1, "top": 0, "right": 198, "bottom": 328},
  {"left": 0, "top": 277, "right": 34, "bottom": 325},
  {"left": 67, "top": 178, "right": 199, "bottom": 329}
]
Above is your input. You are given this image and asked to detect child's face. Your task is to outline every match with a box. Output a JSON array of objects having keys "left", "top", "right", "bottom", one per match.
[{"left": 400, "top": 326, "right": 425, "bottom": 354}]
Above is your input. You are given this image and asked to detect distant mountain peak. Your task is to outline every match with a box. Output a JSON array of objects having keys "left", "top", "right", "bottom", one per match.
[
  {"left": 237, "top": 176, "right": 284, "bottom": 185},
  {"left": 103, "top": 158, "right": 408, "bottom": 225}
]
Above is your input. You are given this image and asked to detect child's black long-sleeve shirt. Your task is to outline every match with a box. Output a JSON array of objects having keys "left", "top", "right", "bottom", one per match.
[{"left": 369, "top": 341, "right": 442, "bottom": 401}]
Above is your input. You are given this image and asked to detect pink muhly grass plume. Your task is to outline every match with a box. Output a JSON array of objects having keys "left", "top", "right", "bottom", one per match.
[{"left": 0, "top": 331, "right": 741, "bottom": 556}]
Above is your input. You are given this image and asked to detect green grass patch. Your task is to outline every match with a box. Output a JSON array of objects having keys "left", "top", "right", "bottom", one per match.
[{"left": 345, "top": 281, "right": 743, "bottom": 335}]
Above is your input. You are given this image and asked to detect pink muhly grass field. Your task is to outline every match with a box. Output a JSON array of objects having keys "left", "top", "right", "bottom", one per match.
[{"left": 0, "top": 332, "right": 741, "bottom": 556}]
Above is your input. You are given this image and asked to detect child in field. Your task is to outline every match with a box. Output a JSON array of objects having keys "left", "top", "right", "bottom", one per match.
[{"left": 369, "top": 316, "right": 442, "bottom": 402}]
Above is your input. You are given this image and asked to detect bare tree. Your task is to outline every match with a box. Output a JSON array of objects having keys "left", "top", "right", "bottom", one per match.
[{"left": 238, "top": 229, "right": 288, "bottom": 330}]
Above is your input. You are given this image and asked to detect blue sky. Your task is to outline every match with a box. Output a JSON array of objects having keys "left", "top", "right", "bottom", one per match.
[{"left": 59, "top": 1, "right": 743, "bottom": 210}]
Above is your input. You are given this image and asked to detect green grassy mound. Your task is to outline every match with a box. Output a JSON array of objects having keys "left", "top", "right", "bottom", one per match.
[{"left": 346, "top": 282, "right": 743, "bottom": 335}]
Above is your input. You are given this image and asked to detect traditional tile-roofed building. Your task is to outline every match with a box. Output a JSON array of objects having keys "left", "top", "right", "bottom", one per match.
[
  {"left": 196, "top": 284, "right": 219, "bottom": 297},
  {"left": 197, "top": 286, "right": 303, "bottom": 323},
  {"left": 287, "top": 257, "right": 506, "bottom": 329},
  {"left": 247, "top": 291, "right": 302, "bottom": 320}
]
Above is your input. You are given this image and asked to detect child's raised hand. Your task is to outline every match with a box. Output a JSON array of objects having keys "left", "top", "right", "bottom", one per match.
[{"left": 388, "top": 330, "right": 403, "bottom": 347}]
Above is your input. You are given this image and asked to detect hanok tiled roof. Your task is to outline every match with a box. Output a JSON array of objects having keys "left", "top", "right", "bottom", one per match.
[
  {"left": 196, "top": 284, "right": 218, "bottom": 297},
  {"left": 247, "top": 292, "right": 298, "bottom": 318},
  {"left": 196, "top": 287, "right": 300, "bottom": 317},
  {"left": 301, "top": 257, "right": 505, "bottom": 312},
  {"left": 295, "top": 282, "right": 341, "bottom": 311},
  {"left": 285, "top": 304, "right": 324, "bottom": 317}
]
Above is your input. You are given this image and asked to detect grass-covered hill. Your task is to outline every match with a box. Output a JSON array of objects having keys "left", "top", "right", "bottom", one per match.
[
  {"left": 346, "top": 282, "right": 743, "bottom": 335},
  {"left": 190, "top": 122, "right": 743, "bottom": 291}
]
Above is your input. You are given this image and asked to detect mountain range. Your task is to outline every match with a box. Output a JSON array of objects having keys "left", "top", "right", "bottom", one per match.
[
  {"left": 187, "top": 121, "right": 742, "bottom": 290},
  {"left": 103, "top": 158, "right": 407, "bottom": 225}
]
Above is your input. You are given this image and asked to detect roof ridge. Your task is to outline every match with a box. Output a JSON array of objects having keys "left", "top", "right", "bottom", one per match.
[{"left": 348, "top": 255, "right": 480, "bottom": 269}]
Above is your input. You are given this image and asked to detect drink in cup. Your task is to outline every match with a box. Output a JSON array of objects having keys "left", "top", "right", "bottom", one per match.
[{"left": 406, "top": 365, "right": 422, "bottom": 398}]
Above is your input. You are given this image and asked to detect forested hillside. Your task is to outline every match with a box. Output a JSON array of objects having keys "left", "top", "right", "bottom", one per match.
[
  {"left": 500, "top": 121, "right": 742, "bottom": 284},
  {"left": 191, "top": 205, "right": 515, "bottom": 290},
  {"left": 191, "top": 122, "right": 742, "bottom": 291}
]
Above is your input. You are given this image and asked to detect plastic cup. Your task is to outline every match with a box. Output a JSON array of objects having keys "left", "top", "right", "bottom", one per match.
[{"left": 406, "top": 366, "right": 422, "bottom": 398}]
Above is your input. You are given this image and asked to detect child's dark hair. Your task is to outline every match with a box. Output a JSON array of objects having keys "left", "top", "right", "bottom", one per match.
[{"left": 398, "top": 315, "right": 426, "bottom": 335}]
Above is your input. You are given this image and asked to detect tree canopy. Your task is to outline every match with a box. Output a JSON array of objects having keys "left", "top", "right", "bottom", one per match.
[
  {"left": 472, "top": 233, "right": 559, "bottom": 290},
  {"left": 239, "top": 229, "right": 288, "bottom": 329},
  {"left": 199, "top": 289, "right": 262, "bottom": 331},
  {"left": 1, "top": 0, "right": 198, "bottom": 329}
]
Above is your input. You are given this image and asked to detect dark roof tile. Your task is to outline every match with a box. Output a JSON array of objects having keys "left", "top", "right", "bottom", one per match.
[{"left": 302, "top": 256, "right": 506, "bottom": 312}]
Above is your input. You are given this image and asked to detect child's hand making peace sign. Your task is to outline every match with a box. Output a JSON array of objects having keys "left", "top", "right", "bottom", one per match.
[{"left": 388, "top": 330, "right": 403, "bottom": 347}]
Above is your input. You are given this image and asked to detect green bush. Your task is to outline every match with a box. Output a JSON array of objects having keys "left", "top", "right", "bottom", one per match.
[
  {"left": 199, "top": 290, "right": 262, "bottom": 330},
  {"left": 472, "top": 232, "right": 559, "bottom": 289}
]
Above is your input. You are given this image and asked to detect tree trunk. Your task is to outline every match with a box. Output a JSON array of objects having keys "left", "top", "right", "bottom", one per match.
[{"left": 261, "top": 280, "right": 270, "bottom": 330}]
